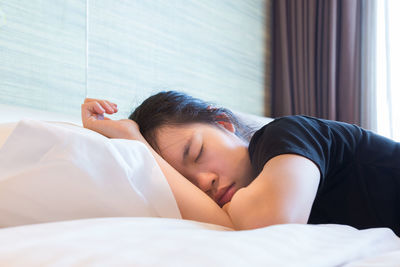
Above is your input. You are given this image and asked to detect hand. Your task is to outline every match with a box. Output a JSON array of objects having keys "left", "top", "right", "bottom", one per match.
[{"left": 81, "top": 98, "right": 142, "bottom": 140}]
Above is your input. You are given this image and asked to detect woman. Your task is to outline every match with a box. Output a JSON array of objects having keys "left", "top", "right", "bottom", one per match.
[{"left": 81, "top": 91, "right": 400, "bottom": 235}]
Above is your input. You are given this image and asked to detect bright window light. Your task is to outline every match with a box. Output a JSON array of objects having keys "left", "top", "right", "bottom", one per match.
[{"left": 376, "top": 0, "right": 400, "bottom": 141}]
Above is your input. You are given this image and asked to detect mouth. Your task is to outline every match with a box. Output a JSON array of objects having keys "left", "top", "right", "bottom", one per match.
[{"left": 217, "top": 183, "right": 236, "bottom": 207}]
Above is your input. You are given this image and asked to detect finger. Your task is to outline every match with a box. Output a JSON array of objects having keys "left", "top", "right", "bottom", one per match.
[
  {"left": 92, "top": 101, "right": 106, "bottom": 114},
  {"left": 81, "top": 102, "right": 103, "bottom": 119},
  {"left": 97, "top": 100, "right": 115, "bottom": 114},
  {"left": 109, "top": 101, "right": 118, "bottom": 108},
  {"left": 110, "top": 102, "right": 118, "bottom": 110},
  {"left": 105, "top": 100, "right": 118, "bottom": 112},
  {"left": 84, "top": 98, "right": 118, "bottom": 113}
]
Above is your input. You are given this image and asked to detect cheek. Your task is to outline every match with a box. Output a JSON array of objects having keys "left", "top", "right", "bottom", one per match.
[
  {"left": 205, "top": 150, "right": 232, "bottom": 173},
  {"left": 215, "top": 150, "right": 247, "bottom": 175}
]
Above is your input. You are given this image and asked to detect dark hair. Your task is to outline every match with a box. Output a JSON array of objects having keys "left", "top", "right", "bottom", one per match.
[{"left": 129, "top": 91, "right": 253, "bottom": 151}]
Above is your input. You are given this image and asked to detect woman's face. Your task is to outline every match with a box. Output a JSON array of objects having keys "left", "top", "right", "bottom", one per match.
[{"left": 154, "top": 122, "right": 255, "bottom": 207}]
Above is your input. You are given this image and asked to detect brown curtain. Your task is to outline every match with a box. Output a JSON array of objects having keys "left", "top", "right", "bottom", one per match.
[{"left": 271, "top": 0, "right": 362, "bottom": 125}]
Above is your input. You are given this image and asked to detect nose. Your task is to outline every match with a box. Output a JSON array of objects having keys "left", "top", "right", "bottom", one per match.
[{"left": 196, "top": 172, "right": 218, "bottom": 198}]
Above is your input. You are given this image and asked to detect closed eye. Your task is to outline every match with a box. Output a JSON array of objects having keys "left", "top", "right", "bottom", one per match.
[{"left": 195, "top": 144, "right": 203, "bottom": 162}]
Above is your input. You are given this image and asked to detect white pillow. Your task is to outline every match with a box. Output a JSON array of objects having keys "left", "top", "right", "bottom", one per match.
[{"left": 0, "top": 120, "right": 181, "bottom": 227}]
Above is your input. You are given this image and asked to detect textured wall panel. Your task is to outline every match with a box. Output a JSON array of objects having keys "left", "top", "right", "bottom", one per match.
[
  {"left": 87, "top": 0, "right": 267, "bottom": 118},
  {"left": 0, "top": 0, "right": 86, "bottom": 116},
  {"left": 0, "top": 0, "right": 268, "bottom": 118}
]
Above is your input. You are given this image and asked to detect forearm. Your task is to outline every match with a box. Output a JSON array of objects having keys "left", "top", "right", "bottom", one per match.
[{"left": 133, "top": 135, "right": 235, "bottom": 229}]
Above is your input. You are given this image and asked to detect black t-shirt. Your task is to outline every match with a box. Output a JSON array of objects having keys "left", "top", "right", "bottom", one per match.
[{"left": 248, "top": 115, "right": 400, "bottom": 236}]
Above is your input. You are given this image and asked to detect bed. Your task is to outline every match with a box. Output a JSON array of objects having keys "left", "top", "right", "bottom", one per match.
[{"left": 0, "top": 105, "right": 400, "bottom": 267}]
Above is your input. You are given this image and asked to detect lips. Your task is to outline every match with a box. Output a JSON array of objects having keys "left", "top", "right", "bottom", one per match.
[{"left": 216, "top": 183, "right": 235, "bottom": 207}]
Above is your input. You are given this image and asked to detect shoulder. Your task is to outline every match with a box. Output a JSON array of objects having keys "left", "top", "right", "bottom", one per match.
[
  {"left": 247, "top": 115, "right": 333, "bottom": 179},
  {"left": 249, "top": 115, "right": 361, "bottom": 148},
  {"left": 249, "top": 115, "right": 323, "bottom": 154},
  {"left": 251, "top": 115, "right": 320, "bottom": 140}
]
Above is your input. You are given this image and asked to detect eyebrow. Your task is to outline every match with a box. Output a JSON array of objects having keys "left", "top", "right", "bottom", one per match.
[{"left": 182, "top": 136, "right": 193, "bottom": 163}]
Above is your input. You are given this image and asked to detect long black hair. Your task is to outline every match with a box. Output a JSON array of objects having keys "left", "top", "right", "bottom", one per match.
[{"left": 129, "top": 91, "right": 253, "bottom": 151}]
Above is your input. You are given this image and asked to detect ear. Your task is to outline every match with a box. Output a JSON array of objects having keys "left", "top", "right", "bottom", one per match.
[
  {"left": 215, "top": 113, "right": 235, "bottom": 133},
  {"left": 207, "top": 106, "right": 236, "bottom": 133},
  {"left": 217, "top": 120, "right": 235, "bottom": 133}
]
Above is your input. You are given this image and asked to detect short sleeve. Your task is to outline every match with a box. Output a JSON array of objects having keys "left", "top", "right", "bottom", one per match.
[{"left": 248, "top": 116, "right": 333, "bottom": 185}]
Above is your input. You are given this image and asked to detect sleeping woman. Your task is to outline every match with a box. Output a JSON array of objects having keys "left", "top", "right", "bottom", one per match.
[{"left": 81, "top": 91, "right": 400, "bottom": 235}]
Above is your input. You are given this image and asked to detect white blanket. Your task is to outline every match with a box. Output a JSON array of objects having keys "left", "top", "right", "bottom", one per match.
[
  {"left": 0, "top": 120, "right": 181, "bottom": 227},
  {"left": 0, "top": 217, "right": 399, "bottom": 266}
]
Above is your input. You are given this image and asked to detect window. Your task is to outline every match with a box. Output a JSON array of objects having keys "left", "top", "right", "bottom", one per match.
[{"left": 376, "top": 0, "right": 400, "bottom": 141}]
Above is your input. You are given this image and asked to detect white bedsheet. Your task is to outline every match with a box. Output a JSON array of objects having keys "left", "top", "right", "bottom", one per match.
[{"left": 0, "top": 217, "right": 399, "bottom": 266}]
